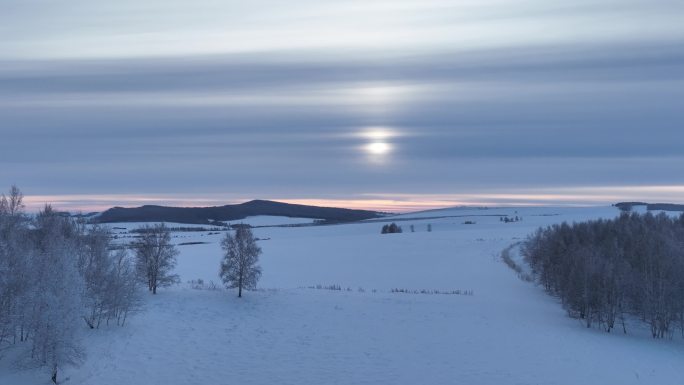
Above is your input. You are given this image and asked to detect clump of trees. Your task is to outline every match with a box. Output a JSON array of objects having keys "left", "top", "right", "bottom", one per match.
[
  {"left": 81, "top": 225, "right": 142, "bottom": 328},
  {"left": 220, "top": 227, "right": 262, "bottom": 297},
  {"left": 381, "top": 223, "right": 402, "bottom": 234},
  {"left": 523, "top": 212, "right": 684, "bottom": 338},
  {"left": 132, "top": 224, "right": 180, "bottom": 294},
  {"left": 0, "top": 186, "right": 141, "bottom": 383}
]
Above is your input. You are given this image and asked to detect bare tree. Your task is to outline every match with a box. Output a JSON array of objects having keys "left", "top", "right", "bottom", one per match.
[
  {"left": 220, "top": 227, "right": 262, "bottom": 297},
  {"left": 1, "top": 185, "right": 25, "bottom": 218},
  {"left": 133, "top": 224, "right": 179, "bottom": 294}
]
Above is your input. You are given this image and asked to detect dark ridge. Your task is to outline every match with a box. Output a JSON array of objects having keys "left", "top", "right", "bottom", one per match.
[
  {"left": 615, "top": 202, "right": 684, "bottom": 212},
  {"left": 614, "top": 202, "right": 648, "bottom": 211},
  {"left": 93, "top": 199, "right": 385, "bottom": 224},
  {"left": 646, "top": 203, "right": 684, "bottom": 212}
]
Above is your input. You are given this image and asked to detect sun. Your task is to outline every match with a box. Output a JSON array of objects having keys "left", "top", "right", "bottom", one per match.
[{"left": 366, "top": 142, "right": 391, "bottom": 155}]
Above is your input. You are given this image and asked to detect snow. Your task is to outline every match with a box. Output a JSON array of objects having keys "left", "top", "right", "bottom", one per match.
[
  {"left": 103, "top": 222, "right": 214, "bottom": 231},
  {"left": 3, "top": 205, "right": 684, "bottom": 385},
  {"left": 231, "top": 215, "right": 314, "bottom": 227},
  {"left": 101, "top": 215, "right": 314, "bottom": 231}
]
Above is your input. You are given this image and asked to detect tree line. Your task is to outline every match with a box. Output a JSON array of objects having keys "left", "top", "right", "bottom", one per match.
[{"left": 523, "top": 212, "right": 684, "bottom": 338}]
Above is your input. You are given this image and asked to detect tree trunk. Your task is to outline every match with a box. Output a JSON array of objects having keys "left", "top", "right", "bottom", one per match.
[{"left": 83, "top": 316, "right": 94, "bottom": 329}]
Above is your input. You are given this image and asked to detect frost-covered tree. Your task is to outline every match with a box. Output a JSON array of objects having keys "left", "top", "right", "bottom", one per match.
[
  {"left": 109, "top": 249, "right": 143, "bottom": 326},
  {"left": 79, "top": 225, "right": 111, "bottom": 328},
  {"left": 133, "top": 224, "right": 179, "bottom": 294},
  {"left": 22, "top": 205, "right": 85, "bottom": 384},
  {"left": 80, "top": 226, "right": 141, "bottom": 328},
  {"left": 0, "top": 186, "right": 143, "bottom": 383},
  {"left": 220, "top": 227, "right": 262, "bottom": 297},
  {"left": 523, "top": 212, "right": 684, "bottom": 338},
  {"left": 0, "top": 186, "right": 31, "bottom": 347}
]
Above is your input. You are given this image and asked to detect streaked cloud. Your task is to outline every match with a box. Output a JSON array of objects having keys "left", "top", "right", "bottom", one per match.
[
  {"left": 1, "top": 0, "right": 683, "bottom": 211},
  {"left": 2, "top": 1, "right": 682, "bottom": 59}
]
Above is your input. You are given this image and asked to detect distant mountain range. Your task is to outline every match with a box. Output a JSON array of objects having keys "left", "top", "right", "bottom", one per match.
[
  {"left": 614, "top": 202, "right": 684, "bottom": 212},
  {"left": 92, "top": 199, "right": 386, "bottom": 225}
]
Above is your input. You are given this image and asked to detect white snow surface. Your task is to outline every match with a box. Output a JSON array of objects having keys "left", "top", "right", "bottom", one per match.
[
  {"left": 102, "top": 215, "right": 314, "bottom": 230},
  {"left": 3, "top": 206, "right": 684, "bottom": 385},
  {"left": 233, "top": 215, "right": 315, "bottom": 226}
]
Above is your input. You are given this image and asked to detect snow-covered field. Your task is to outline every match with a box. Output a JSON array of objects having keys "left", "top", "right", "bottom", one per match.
[
  {"left": 3, "top": 207, "right": 684, "bottom": 385},
  {"left": 104, "top": 215, "right": 314, "bottom": 231}
]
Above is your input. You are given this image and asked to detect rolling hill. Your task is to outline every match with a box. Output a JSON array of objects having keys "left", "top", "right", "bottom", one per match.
[{"left": 93, "top": 199, "right": 385, "bottom": 224}]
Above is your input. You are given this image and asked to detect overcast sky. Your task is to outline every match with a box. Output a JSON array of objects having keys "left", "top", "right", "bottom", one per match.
[{"left": 1, "top": 0, "right": 683, "bottom": 212}]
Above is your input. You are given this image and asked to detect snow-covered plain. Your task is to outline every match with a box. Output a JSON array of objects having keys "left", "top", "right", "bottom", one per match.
[
  {"left": 105, "top": 215, "right": 314, "bottom": 231},
  {"left": 3, "top": 208, "right": 684, "bottom": 385}
]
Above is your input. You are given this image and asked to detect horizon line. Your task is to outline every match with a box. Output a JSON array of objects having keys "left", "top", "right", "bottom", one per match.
[{"left": 15, "top": 185, "right": 684, "bottom": 214}]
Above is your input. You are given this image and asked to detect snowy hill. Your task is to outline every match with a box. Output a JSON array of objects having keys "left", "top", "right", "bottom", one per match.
[{"left": 3, "top": 205, "right": 684, "bottom": 385}]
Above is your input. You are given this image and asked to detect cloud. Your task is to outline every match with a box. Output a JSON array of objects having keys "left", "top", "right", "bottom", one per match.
[
  {"left": 2, "top": 0, "right": 682, "bottom": 59},
  {"left": 1, "top": 1, "right": 683, "bottom": 210}
]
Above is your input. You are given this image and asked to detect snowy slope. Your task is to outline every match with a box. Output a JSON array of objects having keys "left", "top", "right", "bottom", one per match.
[
  {"left": 102, "top": 215, "right": 314, "bottom": 230},
  {"left": 232, "top": 215, "right": 314, "bottom": 227},
  {"left": 3, "top": 206, "right": 684, "bottom": 385}
]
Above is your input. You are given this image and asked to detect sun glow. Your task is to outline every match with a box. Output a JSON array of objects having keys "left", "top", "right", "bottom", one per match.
[
  {"left": 358, "top": 127, "right": 399, "bottom": 159},
  {"left": 360, "top": 127, "right": 397, "bottom": 140},
  {"left": 366, "top": 141, "right": 391, "bottom": 155}
]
